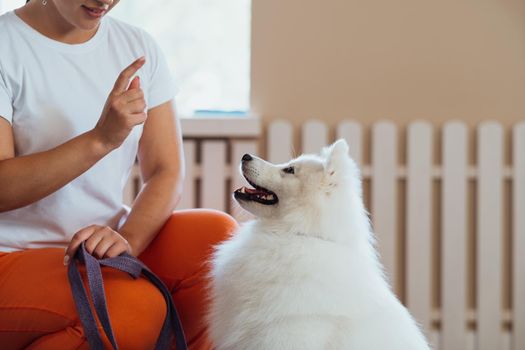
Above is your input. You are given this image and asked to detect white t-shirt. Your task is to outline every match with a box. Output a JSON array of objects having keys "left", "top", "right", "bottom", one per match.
[{"left": 0, "top": 11, "right": 177, "bottom": 252}]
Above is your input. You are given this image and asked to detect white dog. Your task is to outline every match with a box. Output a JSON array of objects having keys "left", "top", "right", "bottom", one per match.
[{"left": 208, "top": 139, "right": 430, "bottom": 350}]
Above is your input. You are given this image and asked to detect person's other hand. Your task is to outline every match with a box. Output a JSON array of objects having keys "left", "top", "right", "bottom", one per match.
[
  {"left": 93, "top": 56, "right": 147, "bottom": 150},
  {"left": 64, "top": 225, "right": 132, "bottom": 265}
]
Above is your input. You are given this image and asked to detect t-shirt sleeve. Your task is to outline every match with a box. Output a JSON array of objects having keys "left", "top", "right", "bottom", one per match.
[
  {"left": 143, "top": 32, "right": 178, "bottom": 109},
  {"left": 0, "top": 66, "right": 13, "bottom": 125}
]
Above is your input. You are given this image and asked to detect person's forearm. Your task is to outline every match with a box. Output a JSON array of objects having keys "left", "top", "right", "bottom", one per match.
[
  {"left": 119, "top": 170, "right": 182, "bottom": 256},
  {"left": 0, "top": 130, "right": 112, "bottom": 212}
]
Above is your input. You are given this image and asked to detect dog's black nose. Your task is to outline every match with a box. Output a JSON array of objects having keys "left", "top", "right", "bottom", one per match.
[{"left": 242, "top": 154, "right": 253, "bottom": 162}]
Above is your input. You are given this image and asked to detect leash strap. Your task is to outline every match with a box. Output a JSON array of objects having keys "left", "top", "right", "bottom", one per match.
[{"left": 67, "top": 242, "right": 188, "bottom": 350}]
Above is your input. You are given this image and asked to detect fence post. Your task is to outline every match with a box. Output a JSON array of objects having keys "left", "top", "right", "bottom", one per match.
[
  {"left": 371, "top": 121, "right": 399, "bottom": 294},
  {"left": 477, "top": 122, "right": 504, "bottom": 350},
  {"left": 442, "top": 121, "right": 468, "bottom": 350}
]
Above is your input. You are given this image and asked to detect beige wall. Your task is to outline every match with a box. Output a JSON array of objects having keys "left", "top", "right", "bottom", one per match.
[{"left": 251, "top": 0, "right": 525, "bottom": 130}]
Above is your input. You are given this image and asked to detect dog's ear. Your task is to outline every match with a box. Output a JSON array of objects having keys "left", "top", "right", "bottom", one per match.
[
  {"left": 321, "top": 139, "right": 348, "bottom": 158},
  {"left": 323, "top": 139, "right": 349, "bottom": 161},
  {"left": 321, "top": 140, "right": 349, "bottom": 194},
  {"left": 323, "top": 139, "right": 349, "bottom": 173},
  {"left": 330, "top": 139, "right": 349, "bottom": 157}
]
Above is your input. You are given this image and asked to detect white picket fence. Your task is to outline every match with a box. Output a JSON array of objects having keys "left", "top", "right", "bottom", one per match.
[{"left": 124, "top": 118, "right": 525, "bottom": 350}]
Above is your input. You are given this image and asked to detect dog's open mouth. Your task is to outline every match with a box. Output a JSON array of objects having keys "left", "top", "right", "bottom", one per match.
[{"left": 234, "top": 176, "right": 278, "bottom": 205}]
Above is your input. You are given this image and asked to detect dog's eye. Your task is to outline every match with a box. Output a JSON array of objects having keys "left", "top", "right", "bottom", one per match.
[{"left": 282, "top": 166, "right": 295, "bottom": 174}]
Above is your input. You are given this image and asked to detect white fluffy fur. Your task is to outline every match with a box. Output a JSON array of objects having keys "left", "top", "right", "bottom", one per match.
[{"left": 208, "top": 139, "right": 430, "bottom": 350}]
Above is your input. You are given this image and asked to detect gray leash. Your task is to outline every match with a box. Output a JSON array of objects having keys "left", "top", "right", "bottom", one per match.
[{"left": 67, "top": 242, "right": 188, "bottom": 350}]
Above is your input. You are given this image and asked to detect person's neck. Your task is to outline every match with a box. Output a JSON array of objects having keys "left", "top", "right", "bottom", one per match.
[{"left": 15, "top": 2, "right": 98, "bottom": 44}]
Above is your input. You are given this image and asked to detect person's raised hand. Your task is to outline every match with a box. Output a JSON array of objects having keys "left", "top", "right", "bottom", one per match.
[{"left": 93, "top": 56, "right": 147, "bottom": 151}]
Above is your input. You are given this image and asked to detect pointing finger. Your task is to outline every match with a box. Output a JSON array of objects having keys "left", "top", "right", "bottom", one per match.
[{"left": 112, "top": 57, "right": 145, "bottom": 95}]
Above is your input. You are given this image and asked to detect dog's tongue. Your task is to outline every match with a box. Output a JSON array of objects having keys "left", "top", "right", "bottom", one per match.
[{"left": 245, "top": 187, "right": 267, "bottom": 195}]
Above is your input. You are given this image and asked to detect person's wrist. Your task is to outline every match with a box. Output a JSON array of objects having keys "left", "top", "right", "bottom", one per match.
[
  {"left": 120, "top": 232, "right": 140, "bottom": 257},
  {"left": 88, "top": 128, "right": 117, "bottom": 156}
]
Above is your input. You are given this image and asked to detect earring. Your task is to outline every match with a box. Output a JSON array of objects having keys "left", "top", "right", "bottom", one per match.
[{"left": 42, "top": 0, "right": 47, "bottom": 5}]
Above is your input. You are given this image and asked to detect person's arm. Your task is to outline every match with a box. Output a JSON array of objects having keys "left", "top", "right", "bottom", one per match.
[
  {"left": 119, "top": 99, "right": 184, "bottom": 256},
  {"left": 0, "top": 57, "right": 147, "bottom": 213},
  {"left": 0, "top": 122, "right": 111, "bottom": 212}
]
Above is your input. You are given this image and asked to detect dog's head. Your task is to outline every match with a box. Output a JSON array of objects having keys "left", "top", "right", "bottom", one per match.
[{"left": 234, "top": 139, "right": 362, "bottom": 223}]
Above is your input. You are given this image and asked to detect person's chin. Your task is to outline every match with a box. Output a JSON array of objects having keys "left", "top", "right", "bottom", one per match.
[
  {"left": 79, "top": 22, "right": 99, "bottom": 31},
  {"left": 74, "top": 17, "right": 101, "bottom": 31}
]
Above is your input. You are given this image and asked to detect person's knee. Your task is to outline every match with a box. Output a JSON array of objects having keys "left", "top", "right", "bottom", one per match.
[
  {"left": 169, "top": 209, "right": 238, "bottom": 244},
  {"left": 103, "top": 273, "right": 167, "bottom": 349},
  {"left": 195, "top": 209, "right": 238, "bottom": 243}
]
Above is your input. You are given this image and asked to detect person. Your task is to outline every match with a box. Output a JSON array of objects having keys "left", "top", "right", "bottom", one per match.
[{"left": 0, "top": 0, "right": 237, "bottom": 348}]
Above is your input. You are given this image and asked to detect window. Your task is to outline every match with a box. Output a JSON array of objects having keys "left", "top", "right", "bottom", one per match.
[{"left": 1, "top": 0, "right": 251, "bottom": 117}]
